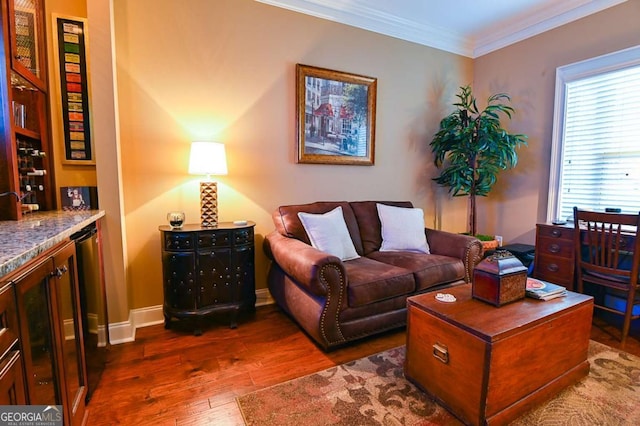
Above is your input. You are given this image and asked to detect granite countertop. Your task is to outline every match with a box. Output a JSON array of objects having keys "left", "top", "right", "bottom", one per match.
[{"left": 0, "top": 209, "right": 105, "bottom": 279}]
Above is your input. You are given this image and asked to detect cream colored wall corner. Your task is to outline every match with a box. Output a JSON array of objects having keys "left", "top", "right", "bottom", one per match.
[
  {"left": 473, "top": 0, "right": 640, "bottom": 246},
  {"left": 86, "top": 0, "right": 130, "bottom": 325},
  {"left": 44, "top": 0, "right": 129, "bottom": 325}
]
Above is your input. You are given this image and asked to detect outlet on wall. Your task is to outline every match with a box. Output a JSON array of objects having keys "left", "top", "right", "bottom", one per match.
[{"left": 495, "top": 235, "right": 503, "bottom": 247}]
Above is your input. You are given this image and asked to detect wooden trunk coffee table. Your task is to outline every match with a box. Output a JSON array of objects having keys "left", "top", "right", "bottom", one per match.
[{"left": 404, "top": 284, "right": 593, "bottom": 425}]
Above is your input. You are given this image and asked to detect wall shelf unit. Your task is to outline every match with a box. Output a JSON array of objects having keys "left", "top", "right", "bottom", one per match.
[{"left": 1, "top": 0, "right": 55, "bottom": 220}]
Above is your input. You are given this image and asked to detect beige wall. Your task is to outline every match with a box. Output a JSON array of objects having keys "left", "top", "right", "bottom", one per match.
[
  {"left": 79, "top": 0, "right": 640, "bottom": 322},
  {"left": 473, "top": 0, "right": 640, "bottom": 245},
  {"left": 111, "top": 0, "right": 472, "bottom": 309}
]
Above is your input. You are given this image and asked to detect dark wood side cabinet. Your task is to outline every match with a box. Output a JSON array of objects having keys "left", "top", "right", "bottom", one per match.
[
  {"left": 159, "top": 222, "right": 256, "bottom": 331},
  {"left": 533, "top": 223, "right": 575, "bottom": 290}
]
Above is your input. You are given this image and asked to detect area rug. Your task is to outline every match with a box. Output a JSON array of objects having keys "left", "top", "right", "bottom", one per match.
[{"left": 237, "top": 341, "right": 640, "bottom": 425}]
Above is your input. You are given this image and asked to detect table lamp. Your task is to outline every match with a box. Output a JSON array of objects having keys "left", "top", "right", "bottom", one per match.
[{"left": 188, "top": 141, "right": 228, "bottom": 227}]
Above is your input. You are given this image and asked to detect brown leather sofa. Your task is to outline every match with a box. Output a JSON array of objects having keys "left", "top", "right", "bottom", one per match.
[{"left": 263, "top": 201, "right": 483, "bottom": 350}]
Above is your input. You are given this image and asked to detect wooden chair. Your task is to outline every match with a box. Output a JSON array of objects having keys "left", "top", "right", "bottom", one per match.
[{"left": 573, "top": 207, "right": 640, "bottom": 345}]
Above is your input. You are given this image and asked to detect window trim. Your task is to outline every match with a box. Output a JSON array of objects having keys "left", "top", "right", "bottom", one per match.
[{"left": 548, "top": 44, "right": 640, "bottom": 223}]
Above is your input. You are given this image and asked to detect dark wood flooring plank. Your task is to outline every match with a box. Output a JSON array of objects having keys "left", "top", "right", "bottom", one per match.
[{"left": 85, "top": 304, "right": 640, "bottom": 425}]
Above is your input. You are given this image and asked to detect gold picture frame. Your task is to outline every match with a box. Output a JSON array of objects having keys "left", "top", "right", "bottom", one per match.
[{"left": 296, "top": 64, "right": 376, "bottom": 165}]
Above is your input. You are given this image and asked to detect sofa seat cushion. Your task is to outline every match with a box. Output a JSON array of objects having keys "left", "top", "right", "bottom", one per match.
[
  {"left": 343, "top": 257, "right": 416, "bottom": 307},
  {"left": 367, "top": 251, "right": 465, "bottom": 291},
  {"left": 339, "top": 294, "right": 409, "bottom": 323}
]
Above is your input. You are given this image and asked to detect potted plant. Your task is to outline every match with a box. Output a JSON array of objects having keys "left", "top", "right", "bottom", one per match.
[{"left": 430, "top": 85, "right": 527, "bottom": 243}]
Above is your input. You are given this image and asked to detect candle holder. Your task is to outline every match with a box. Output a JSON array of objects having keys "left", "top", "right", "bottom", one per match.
[{"left": 167, "top": 211, "right": 185, "bottom": 229}]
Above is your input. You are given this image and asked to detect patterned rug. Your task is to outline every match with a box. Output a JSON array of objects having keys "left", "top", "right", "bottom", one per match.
[{"left": 237, "top": 341, "right": 640, "bottom": 425}]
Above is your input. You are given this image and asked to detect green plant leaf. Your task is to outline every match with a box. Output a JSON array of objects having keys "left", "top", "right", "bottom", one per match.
[{"left": 429, "top": 85, "right": 528, "bottom": 235}]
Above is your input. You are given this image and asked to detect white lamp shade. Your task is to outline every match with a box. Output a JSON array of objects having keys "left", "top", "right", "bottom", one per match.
[{"left": 188, "top": 142, "right": 228, "bottom": 176}]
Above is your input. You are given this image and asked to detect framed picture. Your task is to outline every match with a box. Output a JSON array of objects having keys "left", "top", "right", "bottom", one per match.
[
  {"left": 60, "top": 186, "right": 98, "bottom": 211},
  {"left": 296, "top": 64, "right": 377, "bottom": 165},
  {"left": 52, "top": 15, "right": 95, "bottom": 165}
]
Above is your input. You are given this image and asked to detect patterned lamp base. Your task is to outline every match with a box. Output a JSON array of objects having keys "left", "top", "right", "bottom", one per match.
[{"left": 200, "top": 181, "right": 218, "bottom": 227}]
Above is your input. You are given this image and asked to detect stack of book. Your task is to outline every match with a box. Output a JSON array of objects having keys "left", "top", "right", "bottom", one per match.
[{"left": 525, "top": 278, "right": 567, "bottom": 301}]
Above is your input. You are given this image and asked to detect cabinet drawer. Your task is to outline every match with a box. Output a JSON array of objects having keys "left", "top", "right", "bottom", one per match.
[
  {"left": 0, "top": 285, "right": 19, "bottom": 358},
  {"left": 537, "top": 225, "right": 573, "bottom": 241},
  {"left": 233, "top": 228, "right": 254, "bottom": 245},
  {"left": 536, "top": 236, "right": 574, "bottom": 258},
  {"left": 164, "top": 233, "right": 194, "bottom": 251},
  {"left": 534, "top": 255, "right": 574, "bottom": 288},
  {"left": 162, "top": 253, "right": 196, "bottom": 281},
  {"left": 197, "top": 231, "right": 230, "bottom": 248},
  {"left": 0, "top": 351, "right": 26, "bottom": 405}
]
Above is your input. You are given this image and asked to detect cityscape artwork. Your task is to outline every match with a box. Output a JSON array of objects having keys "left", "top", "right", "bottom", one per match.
[{"left": 296, "top": 64, "right": 376, "bottom": 165}]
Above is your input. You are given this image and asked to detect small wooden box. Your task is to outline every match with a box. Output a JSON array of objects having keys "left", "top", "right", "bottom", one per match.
[
  {"left": 405, "top": 285, "right": 593, "bottom": 425},
  {"left": 473, "top": 251, "right": 527, "bottom": 306}
]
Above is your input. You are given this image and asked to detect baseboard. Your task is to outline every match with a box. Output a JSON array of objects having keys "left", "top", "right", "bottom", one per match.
[
  {"left": 64, "top": 315, "right": 112, "bottom": 346},
  {"left": 256, "top": 287, "right": 275, "bottom": 307},
  {"left": 107, "top": 288, "right": 274, "bottom": 344},
  {"left": 108, "top": 305, "right": 164, "bottom": 345}
]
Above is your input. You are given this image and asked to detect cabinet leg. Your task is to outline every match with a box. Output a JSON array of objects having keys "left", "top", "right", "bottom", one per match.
[
  {"left": 164, "top": 314, "right": 171, "bottom": 329},
  {"left": 193, "top": 317, "right": 203, "bottom": 336},
  {"left": 229, "top": 311, "right": 238, "bottom": 329}
]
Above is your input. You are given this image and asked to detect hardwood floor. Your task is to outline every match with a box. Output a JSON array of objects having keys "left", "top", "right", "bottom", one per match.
[{"left": 85, "top": 305, "right": 640, "bottom": 426}]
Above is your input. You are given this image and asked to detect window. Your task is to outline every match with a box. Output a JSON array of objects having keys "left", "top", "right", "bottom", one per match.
[{"left": 548, "top": 45, "right": 640, "bottom": 222}]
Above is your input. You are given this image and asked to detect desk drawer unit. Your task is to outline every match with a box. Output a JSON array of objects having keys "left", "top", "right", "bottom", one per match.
[{"left": 534, "top": 224, "right": 575, "bottom": 290}]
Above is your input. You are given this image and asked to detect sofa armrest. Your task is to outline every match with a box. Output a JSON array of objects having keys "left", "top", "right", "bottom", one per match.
[
  {"left": 263, "top": 231, "right": 347, "bottom": 297},
  {"left": 426, "top": 229, "right": 483, "bottom": 282}
]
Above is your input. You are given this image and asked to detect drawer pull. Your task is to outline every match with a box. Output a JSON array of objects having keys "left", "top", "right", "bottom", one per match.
[
  {"left": 548, "top": 244, "right": 560, "bottom": 253},
  {"left": 551, "top": 229, "right": 562, "bottom": 238},
  {"left": 547, "top": 263, "right": 559, "bottom": 272},
  {"left": 432, "top": 342, "right": 449, "bottom": 364}
]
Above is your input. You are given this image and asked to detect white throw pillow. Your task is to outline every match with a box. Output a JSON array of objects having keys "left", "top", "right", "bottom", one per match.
[
  {"left": 297, "top": 206, "right": 360, "bottom": 261},
  {"left": 376, "top": 203, "right": 430, "bottom": 254}
]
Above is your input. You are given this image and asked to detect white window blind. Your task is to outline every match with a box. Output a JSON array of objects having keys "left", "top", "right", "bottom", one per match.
[{"left": 548, "top": 46, "right": 640, "bottom": 222}]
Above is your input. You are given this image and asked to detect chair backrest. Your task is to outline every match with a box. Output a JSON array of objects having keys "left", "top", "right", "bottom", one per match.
[{"left": 573, "top": 207, "right": 640, "bottom": 285}]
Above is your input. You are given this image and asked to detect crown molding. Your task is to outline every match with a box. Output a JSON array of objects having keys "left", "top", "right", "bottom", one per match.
[
  {"left": 256, "top": 0, "right": 474, "bottom": 57},
  {"left": 256, "top": 0, "right": 627, "bottom": 59},
  {"left": 473, "top": 0, "right": 628, "bottom": 57}
]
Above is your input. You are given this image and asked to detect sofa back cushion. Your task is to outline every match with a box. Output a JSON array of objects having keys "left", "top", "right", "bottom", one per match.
[
  {"left": 377, "top": 203, "right": 430, "bottom": 254},
  {"left": 273, "top": 201, "right": 364, "bottom": 254},
  {"left": 349, "top": 201, "right": 414, "bottom": 255},
  {"left": 298, "top": 206, "right": 360, "bottom": 261}
]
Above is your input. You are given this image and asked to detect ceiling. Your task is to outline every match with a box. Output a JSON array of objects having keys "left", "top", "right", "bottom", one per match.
[{"left": 256, "top": 0, "right": 627, "bottom": 58}]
